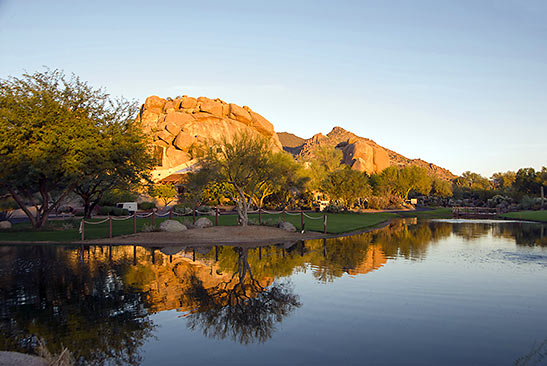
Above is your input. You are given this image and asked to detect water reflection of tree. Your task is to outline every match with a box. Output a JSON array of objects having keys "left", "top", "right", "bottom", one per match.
[
  {"left": 181, "top": 247, "right": 301, "bottom": 344},
  {"left": 0, "top": 245, "right": 155, "bottom": 366}
]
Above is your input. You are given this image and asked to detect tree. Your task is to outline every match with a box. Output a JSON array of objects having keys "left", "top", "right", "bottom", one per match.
[
  {"left": 74, "top": 102, "right": 155, "bottom": 218},
  {"left": 320, "top": 167, "right": 371, "bottom": 209},
  {"left": 253, "top": 152, "right": 308, "bottom": 209},
  {"left": 0, "top": 70, "right": 111, "bottom": 227},
  {"left": 304, "top": 145, "right": 343, "bottom": 190},
  {"left": 196, "top": 133, "right": 279, "bottom": 226},
  {"left": 491, "top": 171, "right": 516, "bottom": 190},
  {"left": 454, "top": 171, "right": 491, "bottom": 190},
  {"left": 430, "top": 177, "right": 452, "bottom": 197},
  {"left": 373, "top": 165, "right": 431, "bottom": 201},
  {"left": 150, "top": 183, "right": 178, "bottom": 207},
  {"left": 514, "top": 168, "right": 541, "bottom": 196},
  {"left": 0, "top": 69, "right": 154, "bottom": 223}
]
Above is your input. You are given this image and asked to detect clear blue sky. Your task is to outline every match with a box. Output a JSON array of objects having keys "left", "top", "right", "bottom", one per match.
[{"left": 1, "top": 0, "right": 545, "bottom": 177}]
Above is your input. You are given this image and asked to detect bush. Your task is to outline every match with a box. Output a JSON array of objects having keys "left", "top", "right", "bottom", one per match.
[
  {"left": 324, "top": 202, "right": 343, "bottom": 213},
  {"left": 173, "top": 204, "right": 191, "bottom": 215},
  {"left": 197, "top": 205, "right": 211, "bottom": 213},
  {"left": 98, "top": 206, "right": 130, "bottom": 216},
  {"left": 99, "top": 189, "right": 137, "bottom": 207},
  {"left": 139, "top": 201, "right": 156, "bottom": 210},
  {"left": 368, "top": 196, "right": 389, "bottom": 210}
]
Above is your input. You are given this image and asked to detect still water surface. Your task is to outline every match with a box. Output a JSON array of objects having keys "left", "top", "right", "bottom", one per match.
[{"left": 1, "top": 219, "right": 546, "bottom": 365}]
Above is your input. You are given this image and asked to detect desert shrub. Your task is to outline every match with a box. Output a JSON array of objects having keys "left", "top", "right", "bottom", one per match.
[
  {"left": 99, "top": 189, "right": 137, "bottom": 207},
  {"left": 324, "top": 202, "right": 343, "bottom": 213},
  {"left": 141, "top": 223, "right": 158, "bottom": 232},
  {"left": 368, "top": 196, "right": 389, "bottom": 210},
  {"left": 173, "top": 204, "right": 191, "bottom": 215},
  {"left": 520, "top": 195, "right": 538, "bottom": 210},
  {"left": 138, "top": 201, "right": 156, "bottom": 210},
  {"left": 197, "top": 205, "right": 211, "bottom": 213}
]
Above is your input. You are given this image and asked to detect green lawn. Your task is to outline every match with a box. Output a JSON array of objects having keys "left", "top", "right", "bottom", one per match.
[
  {"left": 0, "top": 211, "right": 397, "bottom": 242},
  {"left": 395, "top": 207, "right": 452, "bottom": 219},
  {"left": 0, "top": 209, "right": 456, "bottom": 243},
  {"left": 500, "top": 210, "right": 547, "bottom": 223}
]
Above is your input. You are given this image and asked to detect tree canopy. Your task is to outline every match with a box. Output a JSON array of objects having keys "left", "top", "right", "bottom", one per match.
[{"left": 0, "top": 69, "right": 153, "bottom": 226}]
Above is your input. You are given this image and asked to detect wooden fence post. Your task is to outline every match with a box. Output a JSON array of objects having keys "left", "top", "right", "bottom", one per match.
[
  {"left": 109, "top": 215, "right": 112, "bottom": 238},
  {"left": 282, "top": 209, "right": 286, "bottom": 222},
  {"left": 323, "top": 213, "right": 327, "bottom": 234},
  {"left": 300, "top": 209, "right": 304, "bottom": 231},
  {"left": 151, "top": 210, "right": 156, "bottom": 228},
  {"left": 81, "top": 219, "right": 85, "bottom": 241},
  {"left": 215, "top": 207, "right": 219, "bottom": 226},
  {"left": 169, "top": 209, "right": 173, "bottom": 220},
  {"left": 133, "top": 211, "right": 137, "bottom": 234},
  {"left": 193, "top": 206, "right": 196, "bottom": 224},
  {"left": 259, "top": 208, "right": 262, "bottom": 225}
]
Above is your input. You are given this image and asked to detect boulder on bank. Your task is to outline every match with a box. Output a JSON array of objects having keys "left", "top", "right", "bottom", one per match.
[
  {"left": 195, "top": 217, "right": 213, "bottom": 229},
  {"left": 0, "top": 221, "right": 12, "bottom": 230},
  {"left": 159, "top": 220, "right": 187, "bottom": 232},
  {"left": 278, "top": 221, "right": 296, "bottom": 232}
]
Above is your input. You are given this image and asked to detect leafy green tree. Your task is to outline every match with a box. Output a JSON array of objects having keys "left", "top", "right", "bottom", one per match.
[
  {"left": 74, "top": 104, "right": 154, "bottom": 218},
  {"left": 454, "top": 171, "right": 491, "bottom": 190},
  {"left": 196, "top": 133, "right": 280, "bottom": 226},
  {"left": 254, "top": 152, "right": 309, "bottom": 209},
  {"left": 320, "top": 167, "right": 372, "bottom": 209},
  {"left": 373, "top": 165, "right": 431, "bottom": 201},
  {"left": 303, "top": 145, "right": 343, "bottom": 190},
  {"left": 430, "top": 177, "right": 453, "bottom": 197},
  {"left": 150, "top": 183, "right": 178, "bottom": 207},
  {"left": 514, "top": 168, "right": 541, "bottom": 196},
  {"left": 0, "top": 69, "right": 155, "bottom": 225},
  {"left": 491, "top": 171, "right": 516, "bottom": 190},
  {"left": 0, "top": 70, "right": 112, "bottom": 227}
]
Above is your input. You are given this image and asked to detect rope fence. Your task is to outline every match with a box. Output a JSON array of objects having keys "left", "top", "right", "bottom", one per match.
[{"left": 78, "top": 207, "right": 329, "bottom": 240}]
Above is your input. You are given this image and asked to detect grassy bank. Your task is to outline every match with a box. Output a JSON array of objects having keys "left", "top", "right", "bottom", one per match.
[
  {"left": 394, "top": 207, "right": 452, "bottom": 219},
  {"left": 0, "top": 211, "right": 398, "bottom": 242},
  {"left": 500, "top": 210, "right": 547, "bottom": 223}
]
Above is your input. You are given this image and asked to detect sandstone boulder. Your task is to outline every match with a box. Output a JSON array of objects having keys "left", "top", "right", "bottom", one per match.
[
  {"left": 195, "top": 217, "right": 213, "bottom": 229},
  {"left": 197, "top": 97, "right": 223, "bottom": 116},
  {"left": 143, "top": 96, "right": 165, "bottom": 114},
  {"left": 278, "top": 221, "right": 296, "bottom": 232},
  {"left": 138, "top": 95, "right": 283, "bottom": 171},
  {"left": 159, "top": 220, "right": 187, "bottom": 232},
  {"left": 0, "top": 221, "right": 12, "bottom": 230}
]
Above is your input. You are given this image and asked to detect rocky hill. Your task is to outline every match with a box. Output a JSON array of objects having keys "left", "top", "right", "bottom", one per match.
[
  {"left": 281, "top": 127, "right": 456, "bottom": 180},
  {"left": 137, "top": 95, "right": 283, "bottom": 169}
]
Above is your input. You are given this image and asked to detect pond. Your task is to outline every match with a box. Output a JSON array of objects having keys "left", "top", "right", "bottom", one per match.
[{"left": 1, "top": 219, "right": 546, "bottom": 365}]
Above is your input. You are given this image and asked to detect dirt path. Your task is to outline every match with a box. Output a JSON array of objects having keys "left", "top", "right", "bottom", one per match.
[{"left": 83, "top": 225, "right": 326, "bottom": 246}]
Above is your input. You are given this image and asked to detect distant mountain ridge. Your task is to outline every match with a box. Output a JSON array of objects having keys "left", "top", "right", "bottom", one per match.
[{"left": 279, "top": 127, "right": 456, "bottom": 180}]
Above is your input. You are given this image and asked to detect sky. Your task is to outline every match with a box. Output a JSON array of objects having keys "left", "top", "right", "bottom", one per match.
[{"left": 0, "top": 0, "right": 545, "bottom": 177}]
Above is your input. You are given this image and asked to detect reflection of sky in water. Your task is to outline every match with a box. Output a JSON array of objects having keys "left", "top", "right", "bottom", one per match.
[{"left": 1, "top": 220, "right": 546, "bottom": 366}]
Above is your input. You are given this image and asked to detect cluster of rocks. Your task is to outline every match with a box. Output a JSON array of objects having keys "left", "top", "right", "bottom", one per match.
[
  {"left": 158, "top": 217, "right": 213, "bottom": 232},
  {"left": 137, "top": 95, "right": 283, "bottom": 169}
]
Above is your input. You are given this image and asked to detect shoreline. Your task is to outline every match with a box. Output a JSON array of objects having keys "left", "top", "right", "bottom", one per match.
[{"left": 0, "top": 220, "right": 394, "bottom": 246}]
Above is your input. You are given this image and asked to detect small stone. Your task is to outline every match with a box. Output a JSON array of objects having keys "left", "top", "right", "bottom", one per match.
[
  {"left": 159, "top": 220, "right": 187, "bottom": 232},
  {"left": 278, "top": 221, "right": 296, "bottom": 232},
  {"left": 195, "top": 217, "right": 213, "bottom": 229},
  {"left": 0, "top": 221, "right": 12, "bottom": 230}
]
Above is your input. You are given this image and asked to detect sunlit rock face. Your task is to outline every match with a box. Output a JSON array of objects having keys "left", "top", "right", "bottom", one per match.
[
  {"left": 137, "top": 95, "right": 283, "bottom": 169},
  {"left": 279, "top": 126, "right": 456, "bottom": 179}
]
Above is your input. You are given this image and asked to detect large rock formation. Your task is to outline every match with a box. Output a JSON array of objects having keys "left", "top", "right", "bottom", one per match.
[
  {"left": 281, "top": 126, "right": 456, "bottom": 179},
  {"left": 137, "top": 95, "right": 283, "bottom": 169}
]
